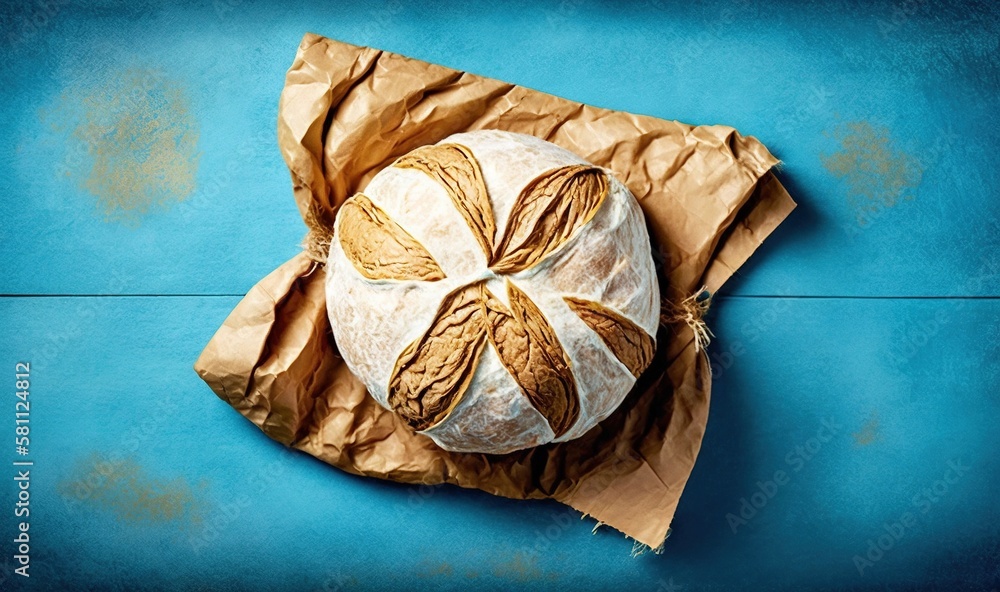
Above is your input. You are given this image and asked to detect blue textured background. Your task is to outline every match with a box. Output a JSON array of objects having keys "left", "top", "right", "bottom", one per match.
[{"left": 1, "top": 1, "right": 998, "bottom": 590}]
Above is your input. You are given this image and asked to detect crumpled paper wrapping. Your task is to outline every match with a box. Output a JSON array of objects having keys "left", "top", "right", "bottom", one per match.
[{"left": 194, "top": 32, "right": 796, "bottom": 550}]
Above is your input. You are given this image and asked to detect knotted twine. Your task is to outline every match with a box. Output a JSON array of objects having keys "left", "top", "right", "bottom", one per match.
[
  {"left": 302, "top": 205, "right": 335, "bottom": 265},
  {"left": 660, "top": 286, "right": 714, "bottom": 353}
]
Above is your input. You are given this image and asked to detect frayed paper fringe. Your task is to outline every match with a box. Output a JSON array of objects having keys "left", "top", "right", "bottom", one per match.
[
  {"left": 588, "top": 515, "right": 670, "bottom": 556},
  {"left": 630, "top": 533, "right": 668, "bottom": 557}
]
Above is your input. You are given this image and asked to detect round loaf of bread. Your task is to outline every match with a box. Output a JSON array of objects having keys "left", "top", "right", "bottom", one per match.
[{"left": 326, "top": 130, "right": 660, "bottom": 454}]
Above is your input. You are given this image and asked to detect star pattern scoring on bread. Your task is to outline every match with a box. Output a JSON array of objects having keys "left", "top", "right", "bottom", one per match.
[{"left": 336, "top": 144, "right": 655, "bottom": 437}]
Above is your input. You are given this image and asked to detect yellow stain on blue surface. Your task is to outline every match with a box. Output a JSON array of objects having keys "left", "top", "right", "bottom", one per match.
[
  {"left": 58, "top": 453, "right": 207, "bottom": 528},
  {"left": 490, "top": 551, "right": 558, "bottom": 582},
  {"left": 852, "top": 413, "right": 881, "bottom": 446},
  {"left": 415, "top": 561, "right": 454, "bottom": 578},
  {"left": 821, "top": 121, "right": 923, "bottom": 226},
  {"left": 43, "top": 68, "right": 200, "bottom": 224}
]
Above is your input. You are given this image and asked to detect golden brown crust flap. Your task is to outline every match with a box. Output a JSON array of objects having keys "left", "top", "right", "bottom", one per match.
[
  {"left": 484, "top": 281, "right": 580, "bottom": 437},
  {"left": 490, "top": 165, "right": 609, "bottom": 274},
  {"left": 564, "top": 297, "right": 655, "bottom": 379},
  {"left": 388, "top": 282, "right": 489, "bottom": 430},
  {"left": 395, "top": 144, "right": 496, "bottom": 260},
  {"left": 337, "top": 194, "right": 446, "bottom": 281}
]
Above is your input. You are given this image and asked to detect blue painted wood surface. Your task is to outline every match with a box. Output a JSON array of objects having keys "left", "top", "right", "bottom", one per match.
[
  {"left": 1, "top": 0, "right": 997, "bottom": 590},
  {"left": 1, "top": 296, "right": 996, "bottom": 590},
  {"left": 2, "top": 0, "right": 998, "bottom": 296}
]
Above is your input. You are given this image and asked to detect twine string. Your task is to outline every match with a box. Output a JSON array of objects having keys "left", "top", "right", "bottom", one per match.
[
  {"left": 302, "top": 205, "right": 335, "bottom": 264},
  {"left": 660, "top": 285, "right": 714, "bottom": 353}
]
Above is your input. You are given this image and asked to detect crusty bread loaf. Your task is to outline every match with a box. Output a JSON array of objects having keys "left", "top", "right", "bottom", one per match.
[{"left": 326, "top": 130, "right": 659, "bottom": 454}]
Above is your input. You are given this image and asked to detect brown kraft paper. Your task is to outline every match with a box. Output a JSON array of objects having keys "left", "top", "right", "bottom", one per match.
[{"left": 194, "top": 32, "right": 797, "bottom": 552}]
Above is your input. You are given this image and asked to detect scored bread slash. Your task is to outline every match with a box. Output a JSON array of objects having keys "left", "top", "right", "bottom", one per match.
[
  {"left": 490, "top": 165, "right": 609, "bottom": 274},
  {"left": 564, "top": 296, "right": 656, "bottom": 379},
  {"left": 388, "top": 281, "right": 489, "bottom": 431},
  {"left": 485, "top": 281, "right": 580, "bottom": 438},
  {"left": 337, "top": 194, "right": 446, "bottom": 282},
  {"left": 395, "top": 144, "right": 496, "bottom": 261}
]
